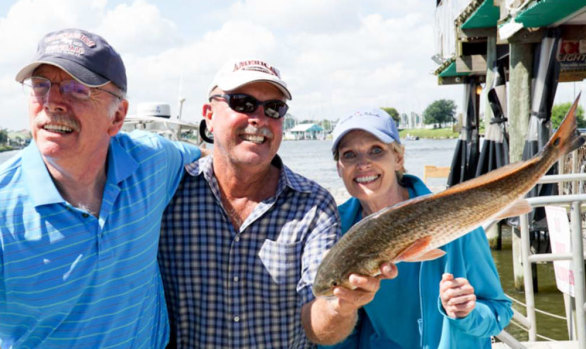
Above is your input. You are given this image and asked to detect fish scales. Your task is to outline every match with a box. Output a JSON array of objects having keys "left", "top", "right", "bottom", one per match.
[{"left": 313, "top": 95, "right": 585, "bottom": 297}]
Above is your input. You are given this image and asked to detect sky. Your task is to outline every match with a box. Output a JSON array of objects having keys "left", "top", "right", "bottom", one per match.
[{"left": 0, "top": 0, "right": 582, "bottom": 131}]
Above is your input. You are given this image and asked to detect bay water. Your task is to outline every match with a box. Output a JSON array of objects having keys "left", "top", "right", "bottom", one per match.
[
  {"left": 0, "top": 150, "right": 20, "bottom": 165},
  {"left": 0, "top": 138, "right": 569, "bottom": 341}
]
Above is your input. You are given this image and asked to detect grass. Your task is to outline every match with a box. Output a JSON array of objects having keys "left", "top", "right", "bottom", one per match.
[{"left": 399, "top": 127, "right": 459, "bottom": 139}]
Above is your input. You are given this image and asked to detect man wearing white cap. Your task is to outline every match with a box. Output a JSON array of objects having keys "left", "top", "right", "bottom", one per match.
[
  {"left": 0, "top": 28, "right": 201, "bottom": 348},
  {"left": 158, "top": 59, "right": 396, "bottom": 348}
]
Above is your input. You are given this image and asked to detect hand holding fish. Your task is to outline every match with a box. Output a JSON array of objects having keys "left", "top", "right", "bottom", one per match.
[
  {"left": 439, "top": 273, "right": 476, "bottom": 318},
  {"left": 301, "top": 262, "right": 398, "bottom": 345},
  {"left": 331, "top": 262, "right": 398, "bottom": 312}
]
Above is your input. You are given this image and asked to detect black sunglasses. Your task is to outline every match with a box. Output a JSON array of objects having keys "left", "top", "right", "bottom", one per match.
[{"left": 209, "top": 93, "right": 288, "bottom": 119}]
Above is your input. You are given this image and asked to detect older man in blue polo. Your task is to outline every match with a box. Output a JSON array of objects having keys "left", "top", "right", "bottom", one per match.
[{"left": 0, "top": 28, "right": 201, "bottom": 348}]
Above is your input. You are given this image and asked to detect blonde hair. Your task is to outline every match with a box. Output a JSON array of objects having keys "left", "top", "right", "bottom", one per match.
[{"left": 391, "top": 142, "right": 407, "bottom": 182}]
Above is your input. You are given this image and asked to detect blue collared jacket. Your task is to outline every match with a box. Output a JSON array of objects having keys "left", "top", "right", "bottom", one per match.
[{"left": 321, "top": 175, "right": 512, "bottom": 349}]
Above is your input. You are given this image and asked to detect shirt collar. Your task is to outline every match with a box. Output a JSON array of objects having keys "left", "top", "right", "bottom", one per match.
[
  {"left": 22, "top": 142, "right": 63, "bottom": 207},
  {"left": 21, "top": 136, "right": 138, "bottom": 207},
  {"left": 186, "top": 155, "right": 314, "bottom": 196},
  {"left": 106, "top": 136, "right": 139, "bottom": 184}
]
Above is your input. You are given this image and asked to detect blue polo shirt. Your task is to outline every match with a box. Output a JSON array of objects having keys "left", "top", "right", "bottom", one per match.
[{"left": 0, "top": 131, "right": 201, "bottom": 348}]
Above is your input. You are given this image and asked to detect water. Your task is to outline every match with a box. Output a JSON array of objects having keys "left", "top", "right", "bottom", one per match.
[
  {"left": 0, "top": 139, "right": 568, "bottom": 342},
  {"left": 0, "top": 150, "right": 21, "bottom": 164},
  {"left": 492, "top": 244, "right": 568, "bottom": 341}
]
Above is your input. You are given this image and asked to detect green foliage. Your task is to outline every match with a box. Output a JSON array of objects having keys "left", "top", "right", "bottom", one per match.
[
  {"left": 423, "top": 99, "right": 456, "bottom": 128},
  {"left": 0, "top": 129, "right": 8, "bottom": 145},
  {"left": 551, "top": 103, "right": 586, "bottom": 129},
  {"left": 399, "top": 127, "right": 458, "bottom": 139},
  {"left": 319, "top": 119, "right": 333, "bottom": 132},
  {"left": 381, "top": 107, "right": 400, "bottom": 123}
]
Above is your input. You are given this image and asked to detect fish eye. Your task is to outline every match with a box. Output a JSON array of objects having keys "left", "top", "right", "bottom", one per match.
[{"left": 331, "top": 281, "right": 338, "bottom": 287}]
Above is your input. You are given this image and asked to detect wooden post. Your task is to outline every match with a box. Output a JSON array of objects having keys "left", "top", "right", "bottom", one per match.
[
  {"left": 483, "top": 35, "right": 502, "bottom": 250},
  {"left": 508, "top": 40, "right": 533, "bottom": 291}
]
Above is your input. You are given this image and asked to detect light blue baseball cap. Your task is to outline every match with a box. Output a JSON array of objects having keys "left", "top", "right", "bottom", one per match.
[{"left": 331, "top": 107, "right": 401, "bottom": 155}]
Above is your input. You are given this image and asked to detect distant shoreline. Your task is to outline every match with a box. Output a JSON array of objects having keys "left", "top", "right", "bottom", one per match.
[
  {"left": 0, "top": 146, "right": 19, "bottom": 153},
  {"left": 398, "top": 127, "right": 459, "bottom": 139}
]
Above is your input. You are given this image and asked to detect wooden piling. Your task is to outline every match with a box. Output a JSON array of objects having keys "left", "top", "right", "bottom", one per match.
[
  {"left": 508, "top": 39, "right": 533, "bottom": 291},
  {"left": 483, "top": 35, "right": 503, "bottom": 250}
]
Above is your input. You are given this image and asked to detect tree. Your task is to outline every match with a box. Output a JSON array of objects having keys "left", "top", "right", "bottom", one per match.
[
  {"left": 0, "top": 129, "right": 8, "bottom": 145},
  {"left": 551, "top": 102, "right": 586, "bottom": 129},
  {"left": 423, "top": 99, "right": 456, "bottom": 128},
  {"left": 381, "top": 107, "right": 400, "bottom": 123},
  {"left": 319, "top": 119, "right": 333, "bottom": 132}
]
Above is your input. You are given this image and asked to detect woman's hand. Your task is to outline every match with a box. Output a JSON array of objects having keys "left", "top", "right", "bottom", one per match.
[{"left": 439, "top": 273, "right": 476, "bottom": 318}]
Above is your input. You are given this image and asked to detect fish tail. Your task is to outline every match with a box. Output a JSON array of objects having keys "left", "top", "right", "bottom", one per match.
[{"left": 546, "top": 93, "right": 585, "bottom": 157}]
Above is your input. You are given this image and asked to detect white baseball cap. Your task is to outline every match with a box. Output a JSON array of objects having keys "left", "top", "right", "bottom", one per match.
[
  {"left": 208, "top": 59, "right": 291, "bottom": 100},
  {"left": 331, "top": 107, "right": 401, "bottom": 155}
]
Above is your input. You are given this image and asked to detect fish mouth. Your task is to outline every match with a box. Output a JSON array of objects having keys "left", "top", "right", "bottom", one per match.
[
  {"left": 354, "top": 174, "right": 380, "bottom": 184},
  {"left": 312, "top": 286, "right": 334, "bottom": 298}
]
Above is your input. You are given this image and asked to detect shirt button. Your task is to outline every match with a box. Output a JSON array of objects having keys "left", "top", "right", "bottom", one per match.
[
  {"left": 233, "top": 315, "right": 240, "bottom": 322},
  {"left": 234, "top": 235, "right": 240, "bottom": 242},
  {"left": 233, "top": 276, "right": 239, "bottom": 282}
]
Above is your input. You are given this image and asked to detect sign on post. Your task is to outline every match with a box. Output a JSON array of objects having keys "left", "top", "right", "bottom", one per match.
[{"left": 545, "top": 205, "right": 575, "bottom": 296}]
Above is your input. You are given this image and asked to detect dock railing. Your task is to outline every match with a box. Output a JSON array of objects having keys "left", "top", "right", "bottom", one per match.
[{"left": 496, "top": 172, "right": 586, "bottom": 348}]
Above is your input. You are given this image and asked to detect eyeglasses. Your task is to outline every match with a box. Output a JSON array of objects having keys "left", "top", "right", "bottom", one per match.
[
  {"left": 22, "top": 76, "right": 123, "bottom": 101},
  {"left": 209, "top": 93, "right": 288, "bottom": 119}
]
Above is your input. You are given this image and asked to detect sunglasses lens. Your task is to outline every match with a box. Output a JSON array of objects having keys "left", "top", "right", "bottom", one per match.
[
  {"left": 229, "top": 95, "right": 258, "bottom": 113},
  {"left": 218, "top": 94, "right": 287, "bottom": 119},
  {"left": 264, "top": 101, "right": 288, "bottom": 119}
]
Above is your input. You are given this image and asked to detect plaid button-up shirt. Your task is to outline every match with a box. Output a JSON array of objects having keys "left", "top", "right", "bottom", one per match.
[{"left": 159, "top": 155, "right": 340, "bottom": 348}]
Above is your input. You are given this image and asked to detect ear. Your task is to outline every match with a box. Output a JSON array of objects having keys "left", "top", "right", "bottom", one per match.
[
  {"left": 393, "top": 144, "right": 405, "bottom": 169},
  {"left": 336, "top": 161, "right": 343, "bottom": 178},
  {"left": 108, "top": 99, "right": 128, "bottom": 136},
  {"left": 202, "top": 103, "right": 213, "bottom": 132}
]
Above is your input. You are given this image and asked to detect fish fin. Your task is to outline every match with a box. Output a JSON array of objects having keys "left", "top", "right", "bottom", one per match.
[
  {"left": 394, "top": 236, "right": 433, "bottom": 262},
  {"left": 547, "top": 93, "right": 584, "bottom": 156},
  {"left": 492, "top": 199, "right": 532, "bottom": 220},
  {"left": 402, "top": 249, "right": 446, "bottom": 262}
]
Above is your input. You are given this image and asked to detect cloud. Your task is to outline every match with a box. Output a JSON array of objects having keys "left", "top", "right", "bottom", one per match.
[
  {"left": 0, "top": 0, "right": 480, "bottom": 131},
  {"left": 96, "top": 0, "right": 182, "bottom": 55},
  {"left": 225, "top": 0, "right": 360, "bottom": 34}
]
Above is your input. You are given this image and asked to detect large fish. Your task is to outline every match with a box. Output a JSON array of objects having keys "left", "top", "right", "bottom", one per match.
[{"left": 313, "top": 94, "right": 585, "bottom": 297}]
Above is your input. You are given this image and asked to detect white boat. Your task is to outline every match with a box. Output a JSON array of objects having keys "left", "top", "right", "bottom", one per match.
[{"left": 122, "top": 102, "right": 204, "bottom": 145}]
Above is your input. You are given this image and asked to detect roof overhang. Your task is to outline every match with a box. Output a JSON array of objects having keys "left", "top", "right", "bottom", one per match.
[
  {"left": 459, "top": 0, "right": 500, "bottom": 29},
  {"left": 515, "top": 0, "right": 586, "bottom": 28}
]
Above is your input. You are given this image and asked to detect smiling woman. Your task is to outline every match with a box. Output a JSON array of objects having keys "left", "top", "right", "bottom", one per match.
[{"left": 318, "top": 107, "right": 512, "bottom": 349}]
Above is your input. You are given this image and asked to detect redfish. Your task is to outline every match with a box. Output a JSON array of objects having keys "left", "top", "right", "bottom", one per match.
[{"left": 313, "top": 95, "right": 585, "bottom": 297}]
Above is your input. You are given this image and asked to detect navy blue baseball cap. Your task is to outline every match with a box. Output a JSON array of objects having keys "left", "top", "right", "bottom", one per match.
[{"left": 15, "top": 28, "right": 127, "bottom": 92}]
